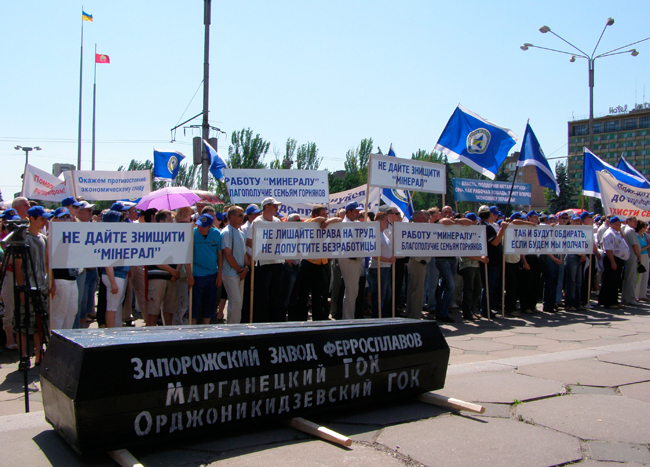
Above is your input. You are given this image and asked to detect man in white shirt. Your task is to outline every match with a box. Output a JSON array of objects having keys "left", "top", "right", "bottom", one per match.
[
  {"left": 621, "top": 216, "right": 642, "bottom": 305},
  {"left": 338, "top": 201, "right": 364, "bottom": 320},
  {"left": 250, "top": 197, "right": 284, "bottom": 322},
  {"left": 598, "top": 217, "right": 630, "bottom": 308}
]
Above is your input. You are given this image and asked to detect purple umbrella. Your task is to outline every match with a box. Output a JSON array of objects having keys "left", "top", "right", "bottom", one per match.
[{"left": 135, "top": 186, "right": 201, "bottom": 211}]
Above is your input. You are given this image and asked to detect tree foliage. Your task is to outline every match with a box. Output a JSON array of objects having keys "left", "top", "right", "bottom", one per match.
[
  {"left": 410, "top": 150, "right": 455, "bottom": 211},
  {"left": 544, "top": 161, "right": 577, "bottom": 214},
  {"left": 228, "top": 128, "right": 270, "bottom": 169},
  {"left": 270, "top": 139, "right": 321, "bottom": 170}
]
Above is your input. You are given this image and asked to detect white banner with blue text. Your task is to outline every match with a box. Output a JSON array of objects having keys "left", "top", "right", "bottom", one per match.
[
  {"left": 224, "top": 169, "right": 329, "bottom": 204},
  {"left": 252, "top": 222, "right": 379, "bottom": 260},
  {"left": 49, "top": 223, "right": 193, "bottom": 268},
  {"left": 63, "top": 170, "right": 151, "bottom": 201},
  {"left": 597, "top": 171, "right": 650, "bottom": 221},
  {"left": 368, "top": 153, "right": 446, "bottom": 194},
  {"left": 504, "top": 225, "right": 593, "bottom": 255},
  {"left": 277, "top": 184, "right": 381, "bottom": 218},
  {"left": 394, "top": 223, "right": 487, "bottom": 257}
]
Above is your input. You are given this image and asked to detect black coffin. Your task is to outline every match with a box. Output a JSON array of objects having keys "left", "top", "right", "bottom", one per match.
[{"left": 40, "top": 319, "right": 449, "bottom": 454}]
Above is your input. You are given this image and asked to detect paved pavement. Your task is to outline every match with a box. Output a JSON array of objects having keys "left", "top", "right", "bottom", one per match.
[{"left": 1, "top": 299, "right": 650, "bottom": 466}]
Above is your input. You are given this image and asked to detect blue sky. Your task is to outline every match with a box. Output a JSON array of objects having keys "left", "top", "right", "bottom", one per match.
[{"left": 1, "top": 1, "right": 649, "bottom": 199}]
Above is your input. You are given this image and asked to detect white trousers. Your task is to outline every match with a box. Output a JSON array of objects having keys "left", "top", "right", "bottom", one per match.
[{"left": 51, "top": 279, "right": 79, "bottom": 330}]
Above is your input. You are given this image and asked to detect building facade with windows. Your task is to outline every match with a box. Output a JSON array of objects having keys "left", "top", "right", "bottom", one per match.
[{"left": 567, "top": 105, "right": 650, "bottom": 193}]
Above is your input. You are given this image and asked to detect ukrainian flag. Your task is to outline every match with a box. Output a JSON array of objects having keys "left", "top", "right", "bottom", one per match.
[{"left": 82, "top": 11, "right": 93, "bottom": 22}]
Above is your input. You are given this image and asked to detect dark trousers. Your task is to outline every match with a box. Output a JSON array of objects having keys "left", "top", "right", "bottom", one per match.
[
  {"left": 520, "top": 255, "right": 542, "bottom": 311},
  {"left": 253, "top": 263, "right": 284, "bottom": 322},
  {"left": 395, "top": 258, "right": 407, "bottom": 308},
  {"left": 504, "top": 262, "right": 520, "bottom": 313},
  {"left": 581, "top": 254, "right": 595, "bottom": 305},
  {"left": 480, "top": 265, "right": 498, "bottom": 316},
  {"left": 460, "top": 267, "right": 481, "bottom": 317},
  {"left": 542, "top": 257, "right": 560, "bottom": 312},
  {"left": 599, "top": 256, "right": 625, "bottom": 307},
  {"left": 296, "top": 260, "right": 329, "bottom": 321}
]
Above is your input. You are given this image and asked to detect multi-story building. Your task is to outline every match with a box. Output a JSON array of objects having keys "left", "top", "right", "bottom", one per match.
[{"left": 567, "top": 104, "right": 650, "bottom": 194}]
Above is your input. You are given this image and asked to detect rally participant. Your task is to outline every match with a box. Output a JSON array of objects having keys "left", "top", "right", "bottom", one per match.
[
  {"left": 368, "top": 211, "right": 394, "bottom": 318},
  {"left": 173, "top": 206, "right": 194, "bottom": 325},
  {"left": 99, "top": 210, "right": 129, "bottom": 328},
  {"left": 75, "top": 200, "right": 97, "bottom": 328},
  {"left": 598, "top": 217, "right": 629, "bottom": 308},
  {"left": 146, "top": 210, "right": 181, "bottom": 326},
  {"left": 406, "top": 210, "right": 432, "bottom": 320},
  {"left": 295, "top": 206, "right": 341, "bottom": 321},
  {"left": 250, "top": 197, "right": 285, "bottom": 322},
  {"left": 478, "top": 205, "right": 508, "bottom": 318},
  {"left": 11, "top": 197, "right": 30, "bottom": 220},
  {"left": 221, "top": 206, "right": 248, "bottom": 324},
  {"left": 240, "top": 204, "right": 261, "bottom": 322},
  {"left": 1, "top": 209, "right": 22, "bottom": 350},
  {"left": 564, "top": 215, "right": 587, "bottom": 311},
  {"left": 49, "top": 208, "right": 79, "bottom": 330},
  {"left": 520, "top": 210, "right": 542, "bottom": 313},
  {"left": 338, "top": 202, "right": 365, "bottom": 320},
  {"left": 621, "top": 216, "right": 641, "bottom": 305},
  {"left": 187, "top": 213, "right": 222, "bottom": 324},
  {"left": 14, "top": 206, "right": 51, "bottom": 367},
  {"left": 458, "top": 213, "right": 488, "bottom": 320}
]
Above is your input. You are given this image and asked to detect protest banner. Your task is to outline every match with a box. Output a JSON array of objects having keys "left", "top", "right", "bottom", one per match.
[
  {"left": 393, "top": 223, "right": 487, "bottom": 257},
  {"left": 597, "top": 171, "right": 650, "bottom": 221},
  {"left": 49, "top": 223, "right": 192, "bottom": 268},
  {"left": 368, "top": 154, "right": 446, "bottom": 194},
  {"left": 22, "top": 164, "right": 72, "bottom": 201},
  {"left": 452, "top": 178, "right": 531, "bottom": 205},
  {"left": 504, "top": 225, "right": 593, "bottom": 255},
  {"left": 252, "top": 222, "right": 379, "bottom": 260},
  {"left": 63, "top": 170, "right": 151, "bottom": 200},
  {"left": 224, "top": 169, "right": 329, "bottom": 204},
  {"left": 277, "top": 185, "right": 381, "bottom": 218}
]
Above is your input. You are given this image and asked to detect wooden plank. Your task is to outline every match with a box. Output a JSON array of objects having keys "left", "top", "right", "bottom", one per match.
[{"left": 417, "top": 392, "right": 486, "bottom": 414}]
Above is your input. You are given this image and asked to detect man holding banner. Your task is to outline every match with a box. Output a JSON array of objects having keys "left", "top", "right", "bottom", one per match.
[{"left": 338, "top": 202, "right": 364, "bottom": 320}]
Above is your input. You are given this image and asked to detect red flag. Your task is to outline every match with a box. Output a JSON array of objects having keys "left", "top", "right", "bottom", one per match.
[{"left": 95, "top": 54, "right": 110, "bottom": 64}]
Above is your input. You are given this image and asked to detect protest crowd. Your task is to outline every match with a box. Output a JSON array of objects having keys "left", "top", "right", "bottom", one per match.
[{"left": 1, "top": 191, "right": 647, "bottom": 369}]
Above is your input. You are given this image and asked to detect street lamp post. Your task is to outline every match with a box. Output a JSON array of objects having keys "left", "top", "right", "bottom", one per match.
[
  {"left": 521, "top": 18, "right": 650, "bottom": 210},
  {"left": 14, "top": 145, "right": 41, "bottom": 166}
]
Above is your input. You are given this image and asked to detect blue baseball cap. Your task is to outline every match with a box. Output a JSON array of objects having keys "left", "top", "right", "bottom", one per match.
[
  {"left": 214, "top": 212, "right": 225, "bottom": 222},
  {"left": 464, "top": 212, "right": 478, "bottom": 221},
  {"left": 609, "top": 216, "right": 621, "bottom": 224},
  {"left": 0, "top": 208, "right": 17, "bottom": 219},
  {"left": 110, "top": 201, "right": 129, "bottom": 211},
  {"left": 346, "top": 201, "right": 363, "bottom": 211},
  {"left": 489, "top": 206, "right": 499, "bottom": 216},
  {"left": 497, "top": 219, "right": 503, "bottom": 225},
  {"left": 195, "top": 213, "right": 214, "bottom": 228},
  {"left": 510, "top": 212, "right": 522, "bottom": 220},
  {"left": 594, "top": 215, "right": 602, "bottom": 223},
  {"left": 61, "top": 196, "right": 82, "bottom": 208},
  {"left": 571, "top": 214, "right": 581, "bottom": 221},
  {"left": 580, "top": 211, "right": 594, "bottom": 220},
  {"left": 53, "top": 207, "right": 70, "bottom": 218},
  {"left": 102, "top": 210, "right": 122, "bottom": 223},
  {"left": 27, "top": 206, "right": 53, "bottom": 219},
  {"left": 527, "top": 210, "right": 540, "bottom": 217},
  {"left": 245, "top": 204, "right": 261, "bottom": 215}
]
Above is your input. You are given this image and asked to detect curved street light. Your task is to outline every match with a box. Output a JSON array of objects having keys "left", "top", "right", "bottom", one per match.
[
  {"left": 15, "top": 145, "right": 41, "bottom": 166},
  {"left": 521, "top": 17, "right": 650, "bottom": 209}
]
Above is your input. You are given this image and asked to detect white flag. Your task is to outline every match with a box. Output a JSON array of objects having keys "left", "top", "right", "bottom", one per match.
[{"left": 22, "top": 164, "right": 71, "bottom": 201}]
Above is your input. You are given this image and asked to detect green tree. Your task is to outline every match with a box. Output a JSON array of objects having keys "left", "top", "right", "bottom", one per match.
[
  {"left": 409, "top": 150, "right": 454, "bottom": 211},
  {"left": 270, "top": 138, "right": 297, "bottom": 169},
  {"left": 334, "top": 138, "right": 374, "bottom": 191},
  {"left": 544, "top": 161, "right": 577, "bottom": 213},
  {"left": 228, "top": 128, "right": 270, "bottom": 169},
  {"left": 296, "top": 142, "right": 321, "bottom": 170}
]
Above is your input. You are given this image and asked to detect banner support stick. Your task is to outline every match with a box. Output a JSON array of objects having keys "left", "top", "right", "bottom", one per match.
[
  {"left": 502, "top": 254, "right": 506, "bottom": 319},
  {"left": 250, "top": 227, "right": 255, "bottom": 324},
  {"left": 485, "top": 262, "right": 491, "bottom": 321},
  {"left": 586, "top": 254, "right": 593, "bottom": 310}
]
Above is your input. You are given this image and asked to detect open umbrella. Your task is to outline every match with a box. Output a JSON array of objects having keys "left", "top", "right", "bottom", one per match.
[
  {"left": 135, "top": 186, "right": 201, "bottom": 211},
  {"left": 191, "top": 190, "right": 223, "bottom": 204}
]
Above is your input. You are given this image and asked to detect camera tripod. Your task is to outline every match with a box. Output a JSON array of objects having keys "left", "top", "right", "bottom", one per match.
[{"left": 0, "top": 228, "right": 49, "bottom": 413}]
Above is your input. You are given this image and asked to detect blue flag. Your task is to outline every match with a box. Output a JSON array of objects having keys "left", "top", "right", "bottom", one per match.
[
  {"left": 153, "top": 149, "right": 185, "bottom": 181},
  {"left": 434, "top": 104, "right": 518, "bottom": 179},
  {"left": 617, "top": 156, "right": 648, "bottom": 182},
  {"left": 583, "top": 148, "right": 650, "bottom": 198},
  {"left": 517, "top": 123, "right": 560, "bottom": 195},
  {"left": 380, "top": 145, "right": 414, "bottom": 220},
  {"left": 204, "top": 139, "right": 227, "bottom": 181}
]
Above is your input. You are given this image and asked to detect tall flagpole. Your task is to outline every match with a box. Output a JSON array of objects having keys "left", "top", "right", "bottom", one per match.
[
  {"left": 92, "top": 44, "right": 97, "bottom": 171},
  {"left": 504, "top": 119, "right": 529, "bottom": 217},
  {"left": 77, "top": 11, "right": 84, "bottom": 170}
]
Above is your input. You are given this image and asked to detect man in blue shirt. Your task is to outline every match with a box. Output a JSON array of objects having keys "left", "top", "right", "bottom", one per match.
[{"left": 187, "top": 213, "right": 223, "bottom": 324}]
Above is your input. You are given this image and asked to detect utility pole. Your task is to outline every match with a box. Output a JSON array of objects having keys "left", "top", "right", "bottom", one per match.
[{"left": 201, "top": 0, "right": 211, "bottom": 191}]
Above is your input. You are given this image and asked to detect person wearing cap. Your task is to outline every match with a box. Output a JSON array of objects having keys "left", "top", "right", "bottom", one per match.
[
  {"left": 13, "top": 206, "right": 52, "bottom": 365},
  {"left": 61, "top": 196, "right": 82, "bottom": 221},
  {"left": 621, "top": 216, "right": 642, "bottom": 305},
  {"left": 337, "top": 201, "right": 365, "bottom": 320},
  {"left": 562, "top": 215, "right": 587, "bottom": 311},
  {"left": 478, "top": 205, "right": 508, "bottom": 318},
  {"left": 580, "top": 212, "right": 601, "bottom": 307},
  {"left": 251, "top": 197, "right": 285, "bottom": 322},
  {"left": 49, "top": 208, "right": 80, "bottom": 330},
  {"left": 405, "top": 210, "right": 433, "bottom": 320},
  {"left": 77, "top": 201, "right": 95, "bottom": 223},
  {"left": 238, "top": 204, "right": 261, "bottom": 321},
  {"left": 74, "top": 200, "right": 98, "bottom": 327},
  {"left": 187, "top": 213, "right": 223, "bottom": 324},
  {"left": 295, "top": 206, "right": 341, "bottom": 321},
  {"left": 598, "top": 216, "right": 630, "bottom": 308},
  {"left": 220, "top": 206, "right": 249, "bottom": 324},
  {"left": 518, "top": 211, "right": 543, "bottom": 314},
  {"left": 457, "top": 213, "right": 488, "bottom": 321}
]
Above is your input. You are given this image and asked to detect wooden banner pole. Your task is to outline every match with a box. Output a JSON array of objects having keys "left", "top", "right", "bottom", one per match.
[
  {"left": 485, "top": 262, "right": 491, "bottom": 321},
  {"left": 502, "top": 254, "right": 506, "bottom": 319}
]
